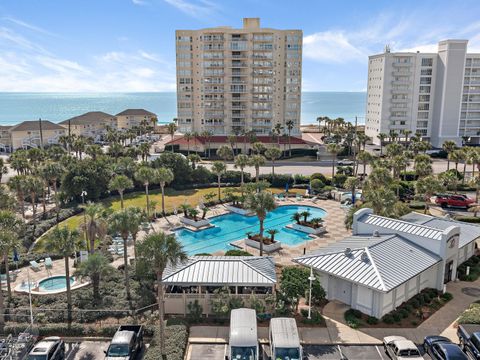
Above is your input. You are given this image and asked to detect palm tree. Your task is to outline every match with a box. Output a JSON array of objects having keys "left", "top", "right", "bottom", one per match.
[
  {"left": 292, "top": 212, "right": 302, "bottom": 224},
  {"left": 135, "top": 166, "right": 156, "bottom": 218},
  {"left": 211, "top": 161, "right": 226, "bottom": 201},
  {"left": 187, "top": 154, "right": 201, "bottom": 170},
  {"left": 0, "top": 211, "right": 22, "bottom": 301},
  {"left": 227, "top": 135, "right": 237, "bottom": 154},
  {"left": 244, "top": 191, "right": 276, "bottom": 256},
  {"left": 155, "top": 167, "right": 174, "bottom": 215},
  {"left": 85, "top": 144, "right": 103, "bottom": 160},
  {"left": 300, "top": 210, "right": 311, "bottom": 223},
  {"left": 470, "top": 176, "right": 480, "bottom": 203},
  {"left": 125, "top": 207, "right": 145, "bottom": 263},
  {"left": 8, "top": 175, "right": 27, "bottom": 219},
  {"left": 267, "top": 229, "right": 278, "bottom": 242},
  {"left": 167, "top": 122, "right": 177, "bottom": 144},
  {"left": 356, "top": 150, "right": 372, "bottom": 178},
  {"left": 80, "top": 202, "right": 109, "bottom": 254},
  {"left": 47, "top": 226, "right": 80, "bottom": 326},
  {"left": 136, "top": 231, "right": 187, "bottom": 360},
  {"left": 109, "top": 175, "right": 134, "bottom": 210},
  {"left": 74, "top": 253, "right": 113, "bottom": 301},
  {"left": 250, "top": 155, "right": 266, "bottom": 183},
  {"left": 415, "top": 176, "right": 444, "bottom": 214},
  {"left": 234, "top": 154, "right": 250, "bottom": 193},
  {"left": 201, "top": 130, "right": 212, "bottom": 158},
  {"left": 377, "top": 133, "right": 387, "bottom": 155},
  {"left": 184, "top": 132, "right": 192, "bottom": 155},
  {"left": 217, "top": 145, "right": 233, "bottom": 162},
  {"left": 344, "top": 177, "right": 360, "bottom": 204},
  {"left": 109, "top": 209, "right": 136, "bottom": 300},
  {"left": 285, "top": 120, "right": 295, "bottom": 157},
  {"left": 138, "top": 142, "right": 150, "bottom": 162},
  {"left": 442, "top": 140, "right": 456, "bottom": 170},
  {"left": 265, "top": 147, "right": 282, "bottom": 179},
  {"left": 24, "top": 175, "right": 43, "bottom": 227},
  {"left": 41, "top": 161, "right": 63, "bottom": 219},
  {"left": 326, "top": 143, "right": 343, "bottom": 178},
  {"left": 0, "top": 158, "right": 7, "bottom": 183}
]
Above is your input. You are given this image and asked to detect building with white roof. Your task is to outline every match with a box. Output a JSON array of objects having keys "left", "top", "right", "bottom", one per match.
[{"left": 294, "top": 208, "right": 480, "bottom": 318}]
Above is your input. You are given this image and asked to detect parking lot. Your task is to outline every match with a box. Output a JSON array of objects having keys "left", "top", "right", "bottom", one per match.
[
  {"left": 187, "top": 344, "right": 431, "bottom": 360},
  {"left": 65, "top": 341, "right": 146, "bottom": 360}
]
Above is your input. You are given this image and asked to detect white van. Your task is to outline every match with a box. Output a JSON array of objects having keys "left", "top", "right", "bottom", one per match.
[
  {"left": 227, "top": 308, "right": 258, "bottom": 360},
  {"left": 269, "top": 318, "right": 302, "bottom": 360}
]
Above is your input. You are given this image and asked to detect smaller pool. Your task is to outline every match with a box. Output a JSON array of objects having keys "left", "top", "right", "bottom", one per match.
[{"left": 38, "top": 276, "right": 75, "bottom": 292}]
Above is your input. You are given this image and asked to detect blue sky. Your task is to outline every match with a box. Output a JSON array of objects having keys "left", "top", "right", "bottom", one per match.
[{"left": 1, "top": 0, "right": 480, "bottom": 92}]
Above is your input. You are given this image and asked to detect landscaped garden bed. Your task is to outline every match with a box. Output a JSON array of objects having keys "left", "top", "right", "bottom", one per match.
[
  {"left": 457, "top": 255, "right": 480, "bottom": 281},
  {"left": 289, "top": 211, "right": 325, "bottom": 234},
  {"left": 245, "top": 233, "right": 281, "bottom": 252},
  {"left": 344, "top": 288, "right": 453, "bottom": 328},
  {"left": 179, "top": 204, "right": 211, "bottom": 228}
]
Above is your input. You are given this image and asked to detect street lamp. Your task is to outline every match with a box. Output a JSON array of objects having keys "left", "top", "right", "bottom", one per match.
[{"left": 308, "top": 266, "right": 316, "bottom": 319}]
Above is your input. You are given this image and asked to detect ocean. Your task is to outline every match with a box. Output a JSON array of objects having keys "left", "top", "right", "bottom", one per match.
[{"left": 0, "top": 91, "right": 366, "bottom": 126}]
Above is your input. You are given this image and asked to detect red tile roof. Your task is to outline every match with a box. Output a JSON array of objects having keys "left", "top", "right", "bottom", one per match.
[{"left": 166, "top": 135, "right": 308, "bottom": 146}]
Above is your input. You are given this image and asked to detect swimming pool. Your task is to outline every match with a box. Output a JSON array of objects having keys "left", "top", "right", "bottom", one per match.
[
  {"left": 175, "top": 205, "right": 327, "bottom": 255},
  {"left": 38, "top": 276, "right": 75, "bottom": 292}
]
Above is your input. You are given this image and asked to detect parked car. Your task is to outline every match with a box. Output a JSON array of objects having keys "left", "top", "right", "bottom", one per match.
[
  {"left": 337, "top": 159, "right": 354, "bottom": 166},
  {"left": 383, "top": 336, "right": 423, "bottom": 360},
  {"left": 105, "top": 325, "right": 144, "bottom": 360},
  {"left": 435, "top": 194, "right": 475, "bottom": 208},
  {"left": 423, "top": 335, "right": 468, "bottom": 360},
  {"left": 27, "top": 336, "right": 65, "bottom": 360},
  {"left": 458, "top": 324, "right": 480, "bottom": 359}
]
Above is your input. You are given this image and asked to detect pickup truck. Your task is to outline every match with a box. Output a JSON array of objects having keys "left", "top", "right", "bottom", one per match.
[
  {"left": 105, "top": 325, "right": 144, "bottom": 360},
  {"left": 458, "top": 324, "right": 480, "bottom": 359},
  {"left": 435, "top": 194, "right": 475, "bottom": 208},
  {"left": 383, "top": 336, "right": 423, "bottom": 360}
]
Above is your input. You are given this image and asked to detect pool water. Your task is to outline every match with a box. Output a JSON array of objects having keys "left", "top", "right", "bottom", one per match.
[
  {"left": 38, "top": 276, "right": 75, "bottom": 292},
  {"left": 175, "top": 205, "right": 327, "bottom": 255}
]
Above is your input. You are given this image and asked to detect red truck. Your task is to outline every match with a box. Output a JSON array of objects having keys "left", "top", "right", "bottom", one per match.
[{"left": 435, "top": 194, "right": 475, "bottom": 208}]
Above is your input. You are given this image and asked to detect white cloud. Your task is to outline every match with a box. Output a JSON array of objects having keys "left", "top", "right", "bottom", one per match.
[
  {"left": 163, "top": 0, "right": 218, "bottom": 19},
  {"left": 303, "top": 31, "right": 366, "bottom": 63},
  {"left": 2, "top": 16, "right": 58, "bottom": 37},
  {"left": 132, "top": 0, "right": 147, "bottom": 5}
]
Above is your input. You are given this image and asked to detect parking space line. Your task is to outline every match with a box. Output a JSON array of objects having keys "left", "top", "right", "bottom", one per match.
[
  {"left": 375, "top": 345, "right": 385, "bottom": 360},
  {"left": 337, "top": 345, "right": 345, "bottom": 360}
]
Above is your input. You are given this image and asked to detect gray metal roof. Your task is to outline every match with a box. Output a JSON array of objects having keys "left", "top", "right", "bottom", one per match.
[
  {"left": 269, "top": 318, "right": 300, "bottom": 349},
  {"left": 162, "top": 256, "right": 276, "bottom": 286},
  {"left": 401, "top": 212, "right": 480, "bottom": 249},
  {"left": 230, "top": 308, "right": 257, "bottom": 347},
  {"left": 360, "top": 213, "right": 444, "bottom": 240},
  {"left": 294, "top": 234, "right": 441, "bottom": 292}
]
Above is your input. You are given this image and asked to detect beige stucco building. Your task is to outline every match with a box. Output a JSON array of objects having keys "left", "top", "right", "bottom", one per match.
[
  {"left": 115, "top": 109, "right": 157, "bottom": 131},
  {"left": 7, "top": 120, "right": 66, "bottom": 150},
  {"left": 0, "top": 126, "right": 11, "bottom": 152},
  {"left": 59, "top": 111, "right": 117, "bottom": 140},
  {"left": 175, "top": 18, "right": 302, "bottom": 136}
]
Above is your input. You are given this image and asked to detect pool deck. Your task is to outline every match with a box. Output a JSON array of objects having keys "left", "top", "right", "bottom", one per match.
[{"left": 8, "top": 197, "right": 350, "bottom": 294}]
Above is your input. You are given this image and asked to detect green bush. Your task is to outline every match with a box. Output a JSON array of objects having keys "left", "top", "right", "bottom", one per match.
[
  {"left": 187, "top": 300, "right": 203, "bottom": 324},
  {"left": 311, "top": 173, "right": 329, "bottom": 185},
  {"left": 398, "top": 309, "right": 409, "bottom": 319},
  {"left": 301, "top": 310, "right": 324, "bottom": 325},
  {"left": 392, "top": 312, "right": 402, "bottom": 323},
  {"left": 345, "top": 309, "right": 362, "bottom": 319},
  {"left": 409, "top": 202, "right": 426, "bottom": 210},
  {"left": 224, "top": 249, "right": 252, "bottom": 256},
  {"left": 441, "top": 292, "right": 453, "bottom": 302},
  {"left": 367, "top": 316, "right": 379, "bottom": 325},
  {"left": 382, "top": 314, "right": 395, "bottom": 324},
  {"left": 455, "top": 216, "right": 480, "bottom": 224},
  {"left": 332, "top": 174, "right": 348, "bottom": 188},
  {"left": 408, "top": 298, "right": 420, "bottom": 309},
  {"left": 310, "top": 179, "right": 325, "bottom": 192},
  {"left": 144, "top": 325, "right": 188, "bottom": 360},
  {"left": 402, "top": 304, "right": 413, "bottom": 313}
]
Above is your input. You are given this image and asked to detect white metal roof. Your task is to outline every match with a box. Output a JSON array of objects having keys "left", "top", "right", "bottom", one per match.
[
  {"left": 401, "top": 212, "right": 480, "bottom": 248},
  {"left": 361, "top": 213, "right": 444, "bottom": 240},
  {"left": 294, "top": 235, "right": 441, "bottom": 292},
  {"left": 269, "top": 318, "right": 300, "bottom": 349},
  {"left": 162, "top": 256, "right": 276, "bottom": 286},
  {"left": 230, "top": 308, "right": 258, "bottom": 347}
]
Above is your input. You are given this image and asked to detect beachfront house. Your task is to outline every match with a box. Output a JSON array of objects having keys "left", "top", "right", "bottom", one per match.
[
  {"left": 115, "top": 109, "right": 157, "bottom": 131},
  {"left": 0, "top": 126, "right": 12, "bottom": 152},
  {"left": 8, "top": 120, "right": 66, "bottom": 150},
  {"left": 294, "top": 208, "right": 480, "bottom": 318},
  {"left": 162, "top": 256, "right": 276, "bottom": 315},
  {"left": 59, "top": 111, "right": 117, "bottom": 140}
]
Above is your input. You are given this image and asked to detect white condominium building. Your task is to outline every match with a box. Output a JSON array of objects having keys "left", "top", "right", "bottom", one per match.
[
  {"left": 365, "top": 40, "right": 480, "bottom": 147},
  {"left": 175, "top": 18, "right": 302, "bottom": 136}
]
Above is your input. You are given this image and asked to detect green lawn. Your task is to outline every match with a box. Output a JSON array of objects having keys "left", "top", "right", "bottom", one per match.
[{"left": 33, "top": 186, "right": 303, "bottom": 253}]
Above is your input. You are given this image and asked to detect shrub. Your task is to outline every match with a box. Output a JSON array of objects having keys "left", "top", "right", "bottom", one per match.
[
  {"left": 301, "top": 310, "right": 324, "bottom": 325},
  {"left": 367, "top": 316, "right": 379, "bottom": 325},
  {"left": 409, "top": 298, "right": 420, "bottom": 309},
  {"left": 455, "top": 216, "right": 480, "bottom": 224},
  {"left": 310, "top": 179, "right": 325, "bottom": 192},
  {"left": 191, "top": 166, "right": 214, "bottom": 184},
  {"left": 441, "top": 292, "right": 453, "bottom": 302},
  {"left": 459, "top": 303, "right": 480, "bottom": 324},
  {"left": 332, "top": 174, "right": 347, "bottom": 188},
  {"left": 409, "top": 202, "right": 426, "bottom": 210},
  {"left": 144, "top": 325, "right": 188, "bottom": 360},
  {"left": 187, "top": 300, "right": 203, "bottom": 324},
  {"left": 345, "top": 309, "right": 363, "bottom": 319},
  {"left": 392, "top": 312, "right": 402, "bottom": 323},
  {"left": 422, "top": 293, "right": 432, "bottom": 304},
  {"left": 382, "top": 314, "right": 395, "bottom": 324},
  {"left": 224, "top": 249, "right": 252, "bottom": 256},
  {"left": 398, "top": 308, "right": 409, "bottom": 319},
  {"left": 310, "top": 173, "right": 327, "bottom": 183},
  {"left": 194, "top": 253, "right": 211, "bottom": 256},
  {"left": 402, "top": 304, "right": 413, "bottom": 313}
]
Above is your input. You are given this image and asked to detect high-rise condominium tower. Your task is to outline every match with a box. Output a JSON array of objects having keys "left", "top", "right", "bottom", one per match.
[
  {"left": 175, "top": 18, "right": 302, "bottom": 136},
  {"left": 365, "top": 40, "right": 480, "bottom": 147}
]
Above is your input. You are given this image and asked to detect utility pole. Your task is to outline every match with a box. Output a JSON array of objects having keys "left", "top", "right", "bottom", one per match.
[{"left": 39, "top": 118, "right": 44, "bottom": 149}]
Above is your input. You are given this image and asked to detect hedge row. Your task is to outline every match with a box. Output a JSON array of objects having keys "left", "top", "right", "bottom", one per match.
[{"left": 143, "top": 325, "right": 188, "bottom": 360}]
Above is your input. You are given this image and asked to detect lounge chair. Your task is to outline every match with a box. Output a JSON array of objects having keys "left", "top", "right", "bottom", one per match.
[
  {"left": 29, "top": 261, "right": 41, "bottom": 272},
  {"left": 278, "top": 194, "right": 285, "bottom": 201},
  {"left": 44, "top": 257, "right": 53, "bottom": 269},
  {"left": 296, "top": 194, "right": 303, "bottom": 201},
  {"left": 0, "top": 272, "right": 17, "bottom": 283}
]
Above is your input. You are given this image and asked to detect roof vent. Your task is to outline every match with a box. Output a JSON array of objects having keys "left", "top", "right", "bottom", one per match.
[
  {"left": 344, "top": 248, "right": 352, "bottom": 256},
  {"left": 361, "top": 252, "right": 369, "bottom": 263},
  {"left": 373, "top": 230, "right": 380, "bottom": 237}
]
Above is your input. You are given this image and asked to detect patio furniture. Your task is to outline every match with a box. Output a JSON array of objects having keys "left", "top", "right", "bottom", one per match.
[
  {"left": 295, "top": 194, "right": 303, "bottom": 201},
  {"left": 0, "top": 272, "right": 17, "bottom": 283},
  {"left": 44, "top": 257, "right": 53, "bottom": 269},
  {"left": 29, "top": 261, "right": 41, "bottom": 272}
]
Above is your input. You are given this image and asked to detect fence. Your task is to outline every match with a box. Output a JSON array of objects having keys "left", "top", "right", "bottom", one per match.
[{"left": 164, "top": 293, "right": 270, "bottom": 316}]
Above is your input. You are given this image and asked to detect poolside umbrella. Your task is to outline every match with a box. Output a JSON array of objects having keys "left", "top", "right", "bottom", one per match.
[{"left": 285, "top": 182, "right": 289, "bottom": 193}]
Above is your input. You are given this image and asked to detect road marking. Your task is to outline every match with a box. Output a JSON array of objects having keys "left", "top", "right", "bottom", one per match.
[
  {"left": 65, "top": 342, "right": 80, "bottom": 360},
  {"left": 375, "top": 345, "right": 385, "bottom": 360},
  {"left": 338, "top": 345, "right": 345, "bottom": 360}
]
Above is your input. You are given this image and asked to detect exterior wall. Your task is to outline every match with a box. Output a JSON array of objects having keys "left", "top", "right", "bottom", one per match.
[
  {"left": 116, "top": 114, "right": 155, "bottom": 131},
  {"left": 61, "top": 122, "right": 113, "bottom": 139},
  {"left": 366, "top": 40, "right": 479, "bottom": 147},
  {"left": 0, "top": 128, "right": 11, "bottom": 150},
  {"left": 10, "top": 129, "right": 66, "bottom": 150},
  {"left": 175, "top": 18, "right": 302, "bottom": 136}
]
